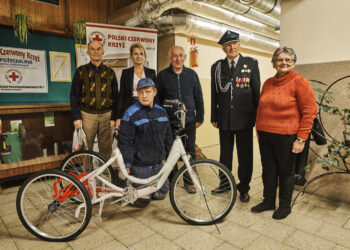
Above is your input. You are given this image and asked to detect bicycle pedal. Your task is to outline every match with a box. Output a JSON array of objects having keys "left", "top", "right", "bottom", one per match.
[{"left": 120, "top": 200, "right": 130, "bottom": 206}]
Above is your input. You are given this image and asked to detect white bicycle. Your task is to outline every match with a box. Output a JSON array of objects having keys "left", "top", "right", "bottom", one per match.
[{"left": 16, "top": 100, "right": 237, "bottom": 242}]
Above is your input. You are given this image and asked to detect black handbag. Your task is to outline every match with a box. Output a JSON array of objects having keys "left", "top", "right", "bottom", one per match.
[{"left": 311, "top": 115, "right": 327, "bottom": 145}]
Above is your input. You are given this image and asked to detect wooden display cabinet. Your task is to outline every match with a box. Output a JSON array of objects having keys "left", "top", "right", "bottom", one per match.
[{"left": 0, "top": 104, "right": 74, "bottom": 193}]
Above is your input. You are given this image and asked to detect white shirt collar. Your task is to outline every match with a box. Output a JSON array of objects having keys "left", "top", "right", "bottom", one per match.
[{"left": 227, "top": 54, "right": 240, "bottom": 67}]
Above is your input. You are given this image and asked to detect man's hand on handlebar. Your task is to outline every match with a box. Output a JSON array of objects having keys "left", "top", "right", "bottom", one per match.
[
  {"left": 196, "top": 122, "right": 202, "bottom": 128},
  {"left": 118, "top": 167, "right": 130, "bottom": 179},
  {"left": 211, "top": 122, "right": 218, "bottom": 128}
]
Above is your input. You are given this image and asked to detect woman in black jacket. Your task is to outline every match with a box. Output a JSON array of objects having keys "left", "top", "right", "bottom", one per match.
[{"left": 116, "top": 43, "right": 156, "bottom": 129}]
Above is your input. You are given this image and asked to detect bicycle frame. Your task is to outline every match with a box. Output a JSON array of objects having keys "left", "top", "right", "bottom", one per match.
[
  {"left": 73, "top": 134, "right": 202, "bottom": 218},
  {"left": 68, "top": 99, "right": 203, "bottom": 219}
]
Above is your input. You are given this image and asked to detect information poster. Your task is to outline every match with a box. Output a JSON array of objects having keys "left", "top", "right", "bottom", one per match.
[
  {"left": 75, "top": 44, "right": 89, "bottom": 68},
  {"left": 49, "top": 51, "right": 71, "bottom": 82},
  {"left": 0, "top": 46, "right": 48, "bottom": 93},
  {"left": 86, "top": 23, "right": 158, "bottom": 70}
]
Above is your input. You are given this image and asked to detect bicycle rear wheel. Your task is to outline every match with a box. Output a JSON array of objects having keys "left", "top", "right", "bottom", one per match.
[
  {"left": 16, "top": 169, "right": 92, "bottom": 241},
  {"left": 60, "top": 150, "right": 115, "bottom": 187},
  {"left": 170, "top": 159, "right": 237, "bottom": 225}
]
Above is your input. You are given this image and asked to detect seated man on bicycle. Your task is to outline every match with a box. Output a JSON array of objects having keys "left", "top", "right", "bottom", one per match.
[{"left": 118, "top": 78, "right": 173, "bottom": 207}]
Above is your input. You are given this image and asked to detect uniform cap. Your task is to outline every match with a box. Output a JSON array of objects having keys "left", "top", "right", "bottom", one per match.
[
  {"left": 218, "top": 30, "right": 240, "bottom": 45},
  {"left": 136, "top": 78, "right": 155, "bottom": 90}
]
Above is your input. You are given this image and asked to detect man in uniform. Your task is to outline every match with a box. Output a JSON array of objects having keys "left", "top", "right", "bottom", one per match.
[
  {"left": 70, "top": 40, "right": 118, "bottom": 160},
  {"left": 211, "top": 30, "right": 260, "bottom": 202}
]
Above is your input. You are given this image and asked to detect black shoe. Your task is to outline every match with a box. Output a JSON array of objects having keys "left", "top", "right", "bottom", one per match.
[
  {"left": 251, "top": 202, "right": 275, "bottom": 213},
  {"left": 131, "top": 198, "right": 151, "bottom": 208},
  {"left": 239, "top": 193, "right": 250, "bottom": 202},
  {"left": 184, "top": 184, "right": 196, "bottom": 194},
  {"left": 211, "top": 186, "right": 230, "bottom": 195},
  {"left": 272, "top": 207, "right": 291, "bottom": 220},
  {"left": 295, "top": 176, "right": 307, "bottom": 186}
]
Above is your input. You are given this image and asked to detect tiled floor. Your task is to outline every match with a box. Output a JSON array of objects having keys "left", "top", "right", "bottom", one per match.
[{"left": 1, "top": 143, "right": 350, "bottom": 250}]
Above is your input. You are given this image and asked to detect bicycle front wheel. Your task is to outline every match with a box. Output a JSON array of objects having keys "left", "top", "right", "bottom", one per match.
[
  {"left": 16, "top": 169, "right": 92, "bottom": 241},
  {"left": 170, "top": 159, "right": 237, "bottom": 225}
]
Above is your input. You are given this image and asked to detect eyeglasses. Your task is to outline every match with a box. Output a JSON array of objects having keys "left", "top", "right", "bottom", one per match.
[{"left": 275, "top": 58, "right": 293, "bottom": 63}]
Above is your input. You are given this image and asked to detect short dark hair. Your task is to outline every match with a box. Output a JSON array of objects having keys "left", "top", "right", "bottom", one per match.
[{"left": 271, "top": 47, "right": 297, "bottom": 63}]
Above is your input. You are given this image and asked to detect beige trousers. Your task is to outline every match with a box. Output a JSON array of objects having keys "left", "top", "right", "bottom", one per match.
[{"left": 81, "top": 110, "right": 112, "bottom": 159}]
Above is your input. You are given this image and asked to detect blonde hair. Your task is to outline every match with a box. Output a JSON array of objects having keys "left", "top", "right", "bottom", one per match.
[{"left": 129, "top": 43, "right": 147, "bottom": 59}]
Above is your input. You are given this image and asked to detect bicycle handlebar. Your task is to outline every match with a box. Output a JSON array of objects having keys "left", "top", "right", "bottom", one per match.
[
  {"left": 163, "top": 99, "right": 180, "bottom": 108},
  {"left": 163, "top": 99, "right": 187, "bottom": 129}
]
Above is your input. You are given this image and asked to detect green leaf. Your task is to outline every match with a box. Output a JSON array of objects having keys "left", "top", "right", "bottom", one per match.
[
  {"left": 322, "top": 106, "right": 330, "bottom": 112},
  {"left": 334, "top": 159, "right": 339, "bottom": 167},
  {"left": 304, "top": 164, "right": 311, "bottom": 173}
]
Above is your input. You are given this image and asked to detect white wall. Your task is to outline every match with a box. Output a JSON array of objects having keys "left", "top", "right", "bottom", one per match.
[
  {"left": 171, "top": 35, "right": 276, "bottom": 147},
  {"left": 281, "top": 0, "right": 350, "bottom": 65}
]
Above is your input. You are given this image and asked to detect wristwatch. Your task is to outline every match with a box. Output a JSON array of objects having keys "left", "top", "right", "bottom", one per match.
[{"left": 296, "top": 137, "right": 306, "bottom": 143}]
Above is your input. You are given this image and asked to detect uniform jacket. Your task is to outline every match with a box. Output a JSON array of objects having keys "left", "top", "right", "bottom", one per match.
[
  {"left": 211, "top": 54, "right": 260, "bottom": 130},
  {"left": 156, "top": 65, "right": 204, "bottom": 127},
  {"left": 70, "top": 62, "right": 118, "bottom": 121},
  {"left": 116, "top": 66, "right": 156, "bottom": 119},
  {"left": 117, "top": 102, "right": 173, "bottom": 167}
]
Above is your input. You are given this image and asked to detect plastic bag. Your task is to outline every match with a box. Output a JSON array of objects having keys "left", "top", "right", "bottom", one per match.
[{"left": 72, "top": 127, "right": 87, "bottom": 152}]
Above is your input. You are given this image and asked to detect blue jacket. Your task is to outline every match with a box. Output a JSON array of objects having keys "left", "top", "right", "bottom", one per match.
[
  {"left": 156, "top": 65, "right": 204, "bottom": 127},
  {"left": 117, "top": 102, "right": 173, "bottom": 167}
]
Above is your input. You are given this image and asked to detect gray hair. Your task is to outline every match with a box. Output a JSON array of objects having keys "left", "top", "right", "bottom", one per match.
[
  {"left": 271, "top": 47, "right": 297, "bottom": 63},
  {"left": 87, "top": 40, "right": 103, "bottom": 49},
  {"left": 167, "top": 45, "right": 185, "bottom": 58}
]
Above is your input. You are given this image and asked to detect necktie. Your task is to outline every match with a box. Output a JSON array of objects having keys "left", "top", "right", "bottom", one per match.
[{"left": 230, "top": 60, "right": 235, "bottom": 74}]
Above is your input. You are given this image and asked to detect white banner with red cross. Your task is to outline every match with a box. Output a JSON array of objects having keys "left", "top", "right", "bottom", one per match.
[
  {"left": 0, "top": 46, "right": 47, "bottom": 93},
  {"left": 86, "top": 23, "right": 158, "bottom": 70}
]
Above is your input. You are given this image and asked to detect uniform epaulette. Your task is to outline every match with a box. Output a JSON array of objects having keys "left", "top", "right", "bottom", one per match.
[
  {"left": 245, "top": 56, "right": 257, "bottom": 61},
  {"left": 214, "top": 59, "right": 225, "bottom": 66}
]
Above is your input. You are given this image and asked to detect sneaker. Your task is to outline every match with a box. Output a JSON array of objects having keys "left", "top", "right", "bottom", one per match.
[
  {"left": 152, "top": 192, "right": 167, "bottom": 200},
  {"left": 184, "top": 184, "right": 196, "bottom": 194},
  {"left": 272, "top": 207, "right": 291, "bottom": 220},
  {"left": 251, "top": 202, "right": 275, "bottom": 213}
]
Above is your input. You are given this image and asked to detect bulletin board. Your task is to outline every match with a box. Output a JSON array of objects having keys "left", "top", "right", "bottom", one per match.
[{"left": 0, "top": 27, "right": 85, "bottom": 105}]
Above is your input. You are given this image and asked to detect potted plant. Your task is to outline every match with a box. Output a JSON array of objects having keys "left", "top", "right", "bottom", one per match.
[
  {"left": 73, "top": 19, "right": 86, "bottom": 44},
  {"left": 12, "top": 9, "right": 32, "bottom": 45},
  {"left": 293, "top": 81, "right": 350, "bottom": 205}
]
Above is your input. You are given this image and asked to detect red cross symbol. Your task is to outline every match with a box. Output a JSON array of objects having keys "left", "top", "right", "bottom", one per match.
[
  {"left": 9, "top": 71, "right": 20, "bottom": 82},
  {"left": 92, "top": 35, "right": 103, "bottom": 42}
]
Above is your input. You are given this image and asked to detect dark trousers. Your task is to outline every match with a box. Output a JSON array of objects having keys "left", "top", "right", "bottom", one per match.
[
  {"left": 169, "top": 122, "right": 196, "bottom": 185},
  {"left": 258, "top": 131, "right": 296, "bottom": 208},
  {"left": 295, "top": 135, "right": 310, "bottom": 177},
  {"left": 219, "top": 128, "right": 253, "bottom": 194}
]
